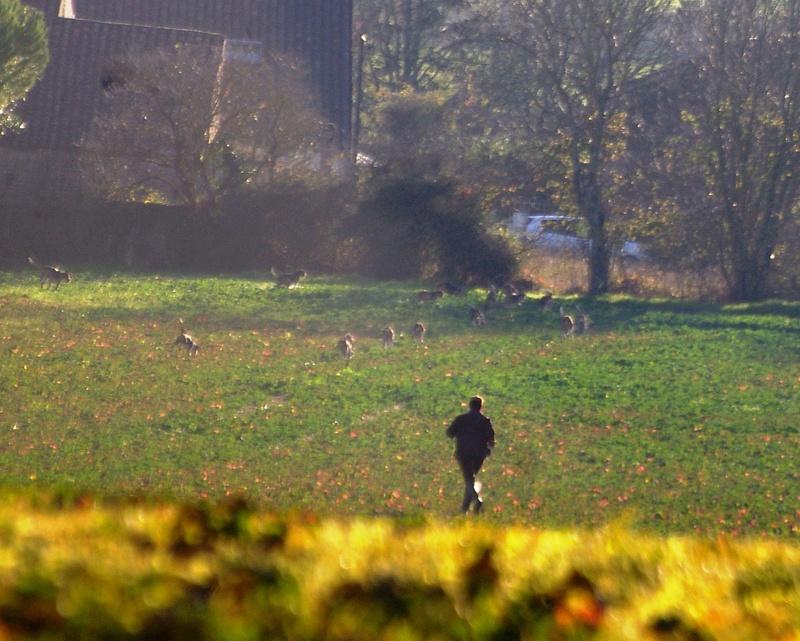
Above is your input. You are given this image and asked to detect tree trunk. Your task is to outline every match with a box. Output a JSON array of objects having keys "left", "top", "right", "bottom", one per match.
[
  {"left": 723, "top": 199, "right": 782, "bottom": 302},
  {"left": 576, "top": 165, "right": 610, "bottom": 294},
  {"left": 728, "top": 247, "right": 773, "bottom": 302},
  {"left": 588, "top": 227, "right": 611, "bottom": 294}
]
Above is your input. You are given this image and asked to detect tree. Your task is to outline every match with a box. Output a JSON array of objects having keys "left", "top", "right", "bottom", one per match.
[
  {"left": 464, "top": 0, "right": 673, "bottom": 293},
  {"left": 351, "top": 1, "right": 519, "bottom": 282},
  {"left": 349, "top": 174, "right": 517, "bottom": 282},
  {"left": 80, "top": 44, "right": 326, "bottom": 215},
  {"left": 345, "top": 89, "right": 517, "bottom": 283},
  {"left": 662, "top": 0, "right": 800, "bottom": 302},
  {"left": 355, "top": 0, "right": 465, "bottom": 94},
  {"left": 0, "top": 0, "right": 48, "bottom": 134},
  {"left": 354, "top": 0, "right": 467, "bottom": 153}
]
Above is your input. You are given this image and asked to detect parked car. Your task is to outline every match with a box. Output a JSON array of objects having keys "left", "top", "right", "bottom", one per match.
[
  {"left": 524, "top": 214, "right": 588, "bottom": 252},
  {"left": 522, "top": 214, "right": 647, "bottom": 261}
]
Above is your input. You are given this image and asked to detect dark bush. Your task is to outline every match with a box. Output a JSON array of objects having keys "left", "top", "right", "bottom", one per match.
[{"left": 344, "top": 177, "right": 516, "bottom": 284}]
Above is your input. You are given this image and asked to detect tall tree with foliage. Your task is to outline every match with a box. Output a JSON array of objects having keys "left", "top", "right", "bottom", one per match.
[
  {"left": 662, "top": 0, "right": 800, "bottom": 302},
  {"left": 354, "top": 0, "right": 466, "bottom": 154},
  {"left": 0, "top": 0, "right": 48, "bottom": 134},
  {"left": 464, "top": 0, "right": 672, "bottom": 294},
  {"left": 351, "top": 0, "right": 517, "bottom": 283},
  {"left": 345, "top": 89, "right": 516, "bottom": 283},
  {"left": 355, "top": 0, "right": 465, "bottom": 94}
]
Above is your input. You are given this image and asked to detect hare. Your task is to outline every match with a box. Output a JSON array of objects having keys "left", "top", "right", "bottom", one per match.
[
  {"left": 338, "top": 333, "right": 356, "bottom": 361},
  {"left": 381, "top": 326, "right": 395, "bottom": 349},
  {"left": 574, "top": 305, "right": 589, "bottom": 335},
  {"left": 173, "top": 319, "right": 199, "bottom": 355},
  {"left": 412, "top": 322, "right": 426, "bottom": 344},
  {"left": 560, "top": 306, "right": 574, "bottom": 338}
]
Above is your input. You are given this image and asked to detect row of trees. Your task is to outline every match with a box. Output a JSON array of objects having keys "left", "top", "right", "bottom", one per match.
[
  {"left": 355, "top": 0, "right": 800, "bottom": 301},
  {"left": 1, "top": 0, "right": 798, "bottom": 299}
]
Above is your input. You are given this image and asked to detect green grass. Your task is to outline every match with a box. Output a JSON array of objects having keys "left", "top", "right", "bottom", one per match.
[{"left": 2, "top": 267, "right": 800, "bottom": 537}]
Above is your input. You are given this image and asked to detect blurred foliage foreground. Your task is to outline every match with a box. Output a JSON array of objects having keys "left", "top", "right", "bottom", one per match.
[{"left": 2, "top": 490, "right": 800, "bottom": 640}]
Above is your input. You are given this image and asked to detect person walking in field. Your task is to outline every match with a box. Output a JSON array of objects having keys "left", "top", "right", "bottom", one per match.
[{"left": 446, "top": 395, "right": 496, "bottom": 514}]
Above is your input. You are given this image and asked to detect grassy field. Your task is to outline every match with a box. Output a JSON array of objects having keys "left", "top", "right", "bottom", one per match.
[{"left": 2, "top": 266, "right": 800, "bottom": 537}]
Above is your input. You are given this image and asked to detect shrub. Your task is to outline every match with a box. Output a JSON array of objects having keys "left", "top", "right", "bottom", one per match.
[{"left": 345, "top": 177, "right": 517, "bottom": 284}]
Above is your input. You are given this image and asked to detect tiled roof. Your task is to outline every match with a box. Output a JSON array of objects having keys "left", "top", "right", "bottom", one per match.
[
  {"left": 8, "top": 0, "right": 352, "bottom": 151},
  {"left": 71, "top": 0, "right": 271, "bottom": 41},
  {"left": 5, "top": 17, "right": 223, "bottom": 150}
]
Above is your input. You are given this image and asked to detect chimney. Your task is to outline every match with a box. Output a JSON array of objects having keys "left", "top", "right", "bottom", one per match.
[{"left": 58, "top": 0, "right": 75, "bottom": 19}]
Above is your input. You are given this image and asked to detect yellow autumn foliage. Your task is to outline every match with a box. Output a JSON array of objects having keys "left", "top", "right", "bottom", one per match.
[{"left": 1, "top": 489, "right": 800, "bottom": 640}]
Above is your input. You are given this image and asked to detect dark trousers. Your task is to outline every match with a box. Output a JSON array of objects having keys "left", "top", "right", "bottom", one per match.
[{"left": 457, "top": 455, "right": 485, "bottom": 513}]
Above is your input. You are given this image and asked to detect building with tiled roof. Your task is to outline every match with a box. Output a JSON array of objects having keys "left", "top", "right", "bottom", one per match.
[{"left": 0, "top": 0, "right": 352, "bottom": 207}]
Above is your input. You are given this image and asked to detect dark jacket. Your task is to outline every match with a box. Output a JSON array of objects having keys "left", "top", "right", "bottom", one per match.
[{"left": 446, "top": 409, "right": 495, "bottom": 460}]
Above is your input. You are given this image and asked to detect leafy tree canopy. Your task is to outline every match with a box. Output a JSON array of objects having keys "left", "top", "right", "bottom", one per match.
[{"left": 0, "top": 0, "right": 48, "bottom": 134}]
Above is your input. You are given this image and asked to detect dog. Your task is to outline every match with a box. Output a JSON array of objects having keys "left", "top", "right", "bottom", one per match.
[
  {"left": 417, "top": 290, "right": 444, "bottom": 302},
  {"left": 271, "top": 267, "right": 306, "bottom": 288},
  {"left": 412, "top": 322, "right": 426, "bottom": 344},
  {"left": 381, "top": 326, "right": 395, "bottom": 349},
  {"left": 28, "top": 256, "right": 71, "bottom": 290},
  {"left": 174, "top": 319, "right": 199, "bottom": 355},
  {"left": 338, "top": 333, "right": 355, "bottom": 360}
]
